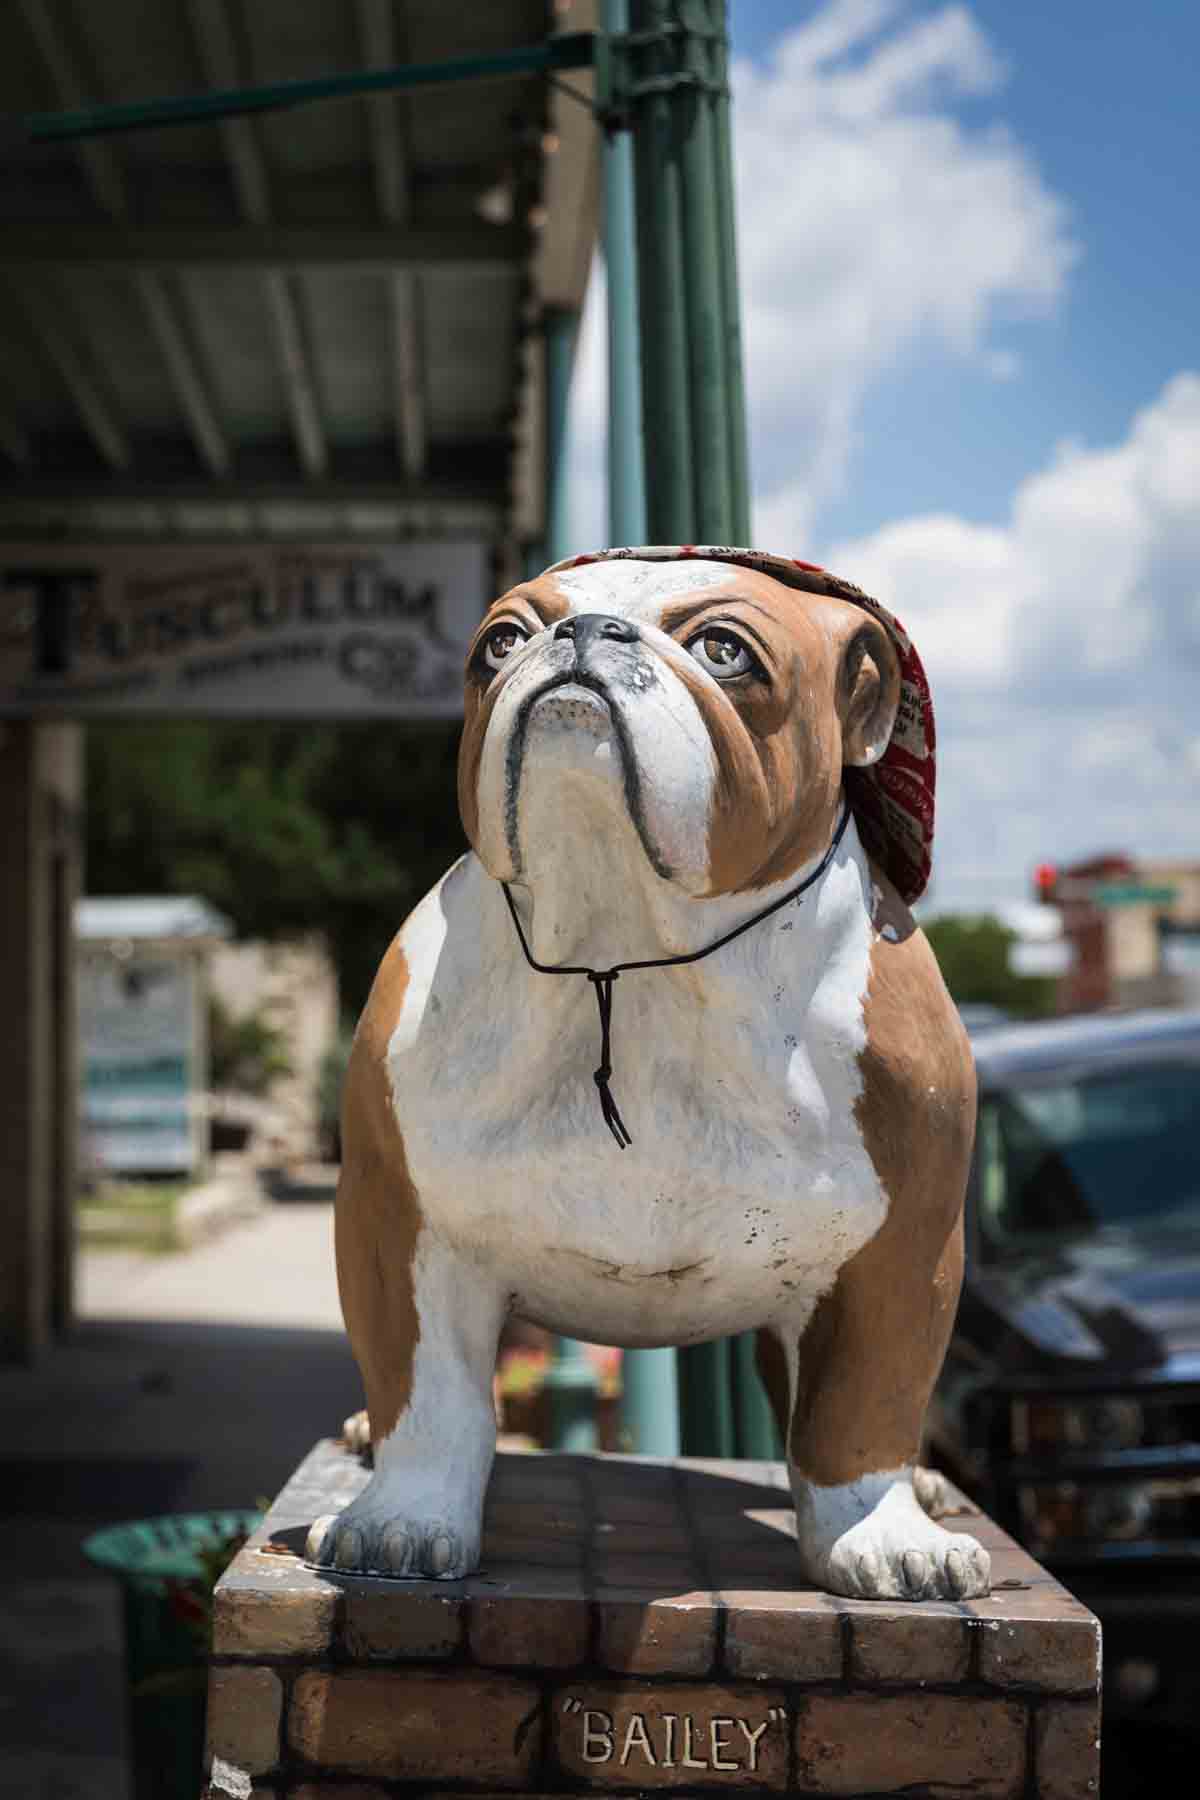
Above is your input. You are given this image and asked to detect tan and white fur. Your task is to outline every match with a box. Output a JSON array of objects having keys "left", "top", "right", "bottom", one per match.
[{"left": 308, "top": 557, "right": 987, "bottom": 1602}]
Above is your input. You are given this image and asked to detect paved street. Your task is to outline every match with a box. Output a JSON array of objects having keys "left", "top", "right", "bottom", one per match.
[
  {"left": 0, "top": 1178, "right": 358, "bottom": 1800},
  {"left": 79, "top": 1181, "right": 343, "bottom": 1331}
]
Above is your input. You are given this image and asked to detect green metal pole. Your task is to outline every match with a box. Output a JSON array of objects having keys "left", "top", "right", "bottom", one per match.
[
  {"left": 622, "top": 1, "right": 768, "bottom": 1458},
  {"left": 603, "top": 0, "right": 648, "bottom": 551},
  {"left": 678, "top": 1334, "right": 734, "bottom": 1459},
  {"left": 677, "top": 0, "right": 734, "bottom": 539},
  {"left": 732, "top": 1330, "right": 783, "bottom": 1460},
  {"left": 540, "top": 304, "right": 601, "bottom": 1452},
  {"left": 544, "top": 308, "right": 578, "bottom": 563},
  {"left": 705, "top": 0, "right": 751, "bottom": 540},
  {"left": 604, "top": 0, "right": 679, "bottom": 1458},
  {"left": 630, "top": 0, "right": 695, "bottom": 539}
]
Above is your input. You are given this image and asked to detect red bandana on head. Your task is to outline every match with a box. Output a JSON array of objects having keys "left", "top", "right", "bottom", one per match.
[{"left": 542, "top": 545, "right": 936, "bottom": 905}]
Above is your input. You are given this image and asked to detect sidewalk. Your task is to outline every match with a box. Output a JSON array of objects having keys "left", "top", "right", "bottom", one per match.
[{"left": 0, "top": 1175, "right": 358, "bottom": 1800}]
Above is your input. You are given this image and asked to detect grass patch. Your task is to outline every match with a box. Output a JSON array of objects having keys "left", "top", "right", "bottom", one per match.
[{"left": 79, "top": 1180, "right": 191, "bottom": 1254}]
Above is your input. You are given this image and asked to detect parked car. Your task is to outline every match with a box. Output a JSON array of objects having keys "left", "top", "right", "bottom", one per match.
[
  {"left": 927, "top": 1008, "right": 1200, "bottom": 1728},
  {"left": 956, "top": 1001, "right": 1014, "bottom": 1034}
]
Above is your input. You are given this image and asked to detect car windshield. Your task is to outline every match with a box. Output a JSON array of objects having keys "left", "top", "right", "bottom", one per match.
[{"left": 977, "top": 1058, "right": 1200, "bottom": 1251}]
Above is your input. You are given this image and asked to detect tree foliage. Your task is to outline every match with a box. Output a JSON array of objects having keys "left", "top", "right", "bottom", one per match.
[
  {"left": 85, "top": 720, "right": 466, "bottom": 1016},
  {"left": 923, "top": 913, "right": 1057, "bottom": 1019}
]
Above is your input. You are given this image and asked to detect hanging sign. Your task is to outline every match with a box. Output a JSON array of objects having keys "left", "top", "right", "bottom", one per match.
[
  {"left": 79, "top": 952, "right": 198, "bottom": 1175},
  {"left": 0, "top": 540, "right": 487, "bottom": 718}
]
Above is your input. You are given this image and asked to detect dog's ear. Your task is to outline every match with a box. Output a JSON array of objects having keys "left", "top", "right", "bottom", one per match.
[{"left": 839, "top": 618, "right": 900, "bottom": 768}]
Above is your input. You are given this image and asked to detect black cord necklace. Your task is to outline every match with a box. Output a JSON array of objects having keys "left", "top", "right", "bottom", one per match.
[{"left": 500, "top": 801, "right": 852, "bottom": 1149}]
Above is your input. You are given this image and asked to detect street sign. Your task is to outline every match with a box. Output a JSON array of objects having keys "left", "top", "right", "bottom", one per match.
[{"left": 1092, "top": 883, "right": 1177, "bottom": 908}]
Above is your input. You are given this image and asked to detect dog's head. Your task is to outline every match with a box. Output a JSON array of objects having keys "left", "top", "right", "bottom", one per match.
[{"left": 459, "top": 551, "right": 921, "bottom": 901}]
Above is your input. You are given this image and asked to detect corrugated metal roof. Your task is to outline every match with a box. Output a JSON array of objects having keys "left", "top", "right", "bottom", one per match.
[
  {"left": 76, "top": 894, "right": 234, "bottom": 941},
  {"left": 0, "top": 1, "right": 599, "bottom": 551}
]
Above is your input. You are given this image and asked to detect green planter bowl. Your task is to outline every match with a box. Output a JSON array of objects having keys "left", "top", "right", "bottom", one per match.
[{"left": 84, "top": 1510, "right": 263, "bottom": 1800}]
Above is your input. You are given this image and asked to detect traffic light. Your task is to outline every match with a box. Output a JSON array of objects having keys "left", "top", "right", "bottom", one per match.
[{"left": 1033, "top": 863, "right": 1058, "bottom": 904}]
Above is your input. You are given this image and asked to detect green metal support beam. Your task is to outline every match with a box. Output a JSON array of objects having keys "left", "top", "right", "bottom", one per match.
[
  {"left": 22, "top": 33, "right": 597, "bottom": 144},
  {"left": 610, "top": 0, "right": 769, "bottom": 1458},
  {"left": 540, "top": 304, "right": 602, "bottom": 1454},
  {"left": 604, "top": 0, "right": 680, "bottom": 1461}
]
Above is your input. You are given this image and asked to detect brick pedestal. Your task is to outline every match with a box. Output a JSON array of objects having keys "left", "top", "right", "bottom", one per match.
[{"left": 205, "top": 1440, "right": 1100, "bottom": 1799}]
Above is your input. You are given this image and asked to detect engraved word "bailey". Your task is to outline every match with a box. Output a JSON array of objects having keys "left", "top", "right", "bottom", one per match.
[{"left": 561, "top": 1699, "right": 787, "bottom": 1772}]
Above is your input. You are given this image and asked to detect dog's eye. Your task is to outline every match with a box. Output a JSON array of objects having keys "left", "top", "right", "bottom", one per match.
[
  {"left": 482, "top": 622, "right": 529, "bottom": 671},
  {"left": 687, "top": 628, "right": 759, "bottom": 680}
]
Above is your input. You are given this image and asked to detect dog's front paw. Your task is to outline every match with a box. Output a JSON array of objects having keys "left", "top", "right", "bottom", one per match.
[
  {"left": 796, "top": 1470, "right": 991, "bottom": 1602},
  {"left": 825, "top": 1517, "right": 990, "bottom": 1600},
  {"left": 306, "top": 1505, "right": 475, "bottom": 1580}
]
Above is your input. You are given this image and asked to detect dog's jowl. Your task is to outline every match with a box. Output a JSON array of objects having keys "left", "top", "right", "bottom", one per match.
[{"left": 307, "top": 546, "right": 987, "bottom": 1602}]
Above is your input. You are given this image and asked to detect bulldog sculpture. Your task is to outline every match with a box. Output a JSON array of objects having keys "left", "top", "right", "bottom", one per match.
[{"left": 307, "top": 546, "right": 988, "bottom": 1602}]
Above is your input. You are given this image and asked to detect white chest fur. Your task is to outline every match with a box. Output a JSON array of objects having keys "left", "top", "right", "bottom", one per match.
[{"left": 385, "top": 823, "right": 887, "bottom": 1348}]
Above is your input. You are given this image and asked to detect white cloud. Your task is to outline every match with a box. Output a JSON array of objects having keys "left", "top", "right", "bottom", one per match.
[
  {"left": 822, "top": 374, "right": 1200, "bottom": 899},
  {"left": 738, "top": 0, "right": 1077, "bottom": 539},
  {"left": 563, "top": 0, "right": 1075, "bottom": 561}
]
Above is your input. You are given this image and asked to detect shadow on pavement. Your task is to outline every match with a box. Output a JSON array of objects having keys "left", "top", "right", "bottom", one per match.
[
  {"left": 0, "top": 1316, "right": 360, "bottom": 1800},
  {"left": 257, "top": 1163, "right": 339, "bottom": 1206}
]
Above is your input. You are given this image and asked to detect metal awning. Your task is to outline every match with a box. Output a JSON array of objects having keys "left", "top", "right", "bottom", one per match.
[{"left": 0, "top": 0, "right": 599, "bottom": 549}]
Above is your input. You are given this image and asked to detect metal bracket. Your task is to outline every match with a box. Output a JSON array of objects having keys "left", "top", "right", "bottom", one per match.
[{"left": 597, "top": 8, "right": 730, "bottom": 134}]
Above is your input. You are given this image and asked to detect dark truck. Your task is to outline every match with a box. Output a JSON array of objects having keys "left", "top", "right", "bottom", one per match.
[{"left": 927, "top": 1008, "right": 1200, "bottom": 1727}]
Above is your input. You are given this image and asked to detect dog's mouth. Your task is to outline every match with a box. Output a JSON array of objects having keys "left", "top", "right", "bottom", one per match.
[
  {"left": 525, "top": 667, "right": 613, "bottom": 710},
  {"left": 501, "top": 662, "right": 672, "bottom": 883}
]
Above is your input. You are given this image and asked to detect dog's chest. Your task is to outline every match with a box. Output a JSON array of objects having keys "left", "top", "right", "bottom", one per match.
[{"left": 385, "top": 877, "right": 889, "bottom": 1333}]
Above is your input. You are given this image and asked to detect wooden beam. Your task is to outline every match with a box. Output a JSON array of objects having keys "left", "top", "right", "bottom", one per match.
[
  {"left": 18, "top": 0, "right": 126, "bottom": 218},
  {"left": 136, "top": 274, "right": 231, "bottom": 477},
  {"left": 0, "top": 473, "right": 502, "bottom": 506},
  {"left": 185, "top": 0, "right": 271, "bottom": 222},
  {"left": 392, "top": 272, "right": 426, "bottom": 481},
  {"left": 356, "top": 3, "right": 428, "bottom": 481},
  {"left": 13, "top": 301, "right": 131, "bottom": 471},
  {"left": 262, "top": 271, "right": 327, "bottom": 479},
  {"left": 0, "top": 411, "right": 34, "bottom": 469},
  {"left": 356, "top": 0, "right": 410, "bottom": 226},
  {"left": 0, "top": 222, "right": 522, "bottom": 270}
]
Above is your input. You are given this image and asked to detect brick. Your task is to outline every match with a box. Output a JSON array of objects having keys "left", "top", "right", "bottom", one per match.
[
  {"left": 289, "top": 1787, "right": 394, "bottom": 1800},
  {"left": 592, "top": 1495, "right": 682, "bottom": 1529},
  {"left": 596, "top": 1591, "right": 717, "bottom": 1676},
  {"left": 469, "top": 1577, "right": 590, "bottom": 1668},
  {"left": 846, "top": 1603, "right": 970, "bottom": 1686},
  {"left": 695, "top": 1505, "right": 795, "bottom": 1545},
  {"left": 975, "top": 1603, "right": 1101, "bottom": 1695},
  {"left": 341, "top": 1587, "right": 463, "bottom": 1660},
  {"left": 795, "top": 1693, "right": 1027, "bottom": 1798},
  {"left": 551, "top": 1680, "right": 788, "bottom": 1789},
  {"left": 288, "top": 1670, "right": 541, "bottom": 1783},
  {"left": 482, "top": 1528, "right": 584, "bottom": 1569},
  {"left": 205, "top": 1665, "right": 283, "bottom": 1778},
  {"left": 1034, "top": 1700, "right": 1101, "bottom": 1800},
  {"left": 483, "top": 1500, "right": 586, "bottom": 1546},
  {"left": 593, "top": 1553, "right": 702, "bottom": 1591},
  {"left": 202, "top": 1774, "right": 278, "bottom": 1800},
  {"left": 489, "top": 1465, "right": 582, "bottom": 1506},
  {"left": 212, "top": 1580, "right": 337, "bottom": 1657},
  {"left": 594, "top": 1520, "right": 695, "bottom": 1556},
  {"left": 723, "top": 1590, "right": 843, "bottom": 1682}
]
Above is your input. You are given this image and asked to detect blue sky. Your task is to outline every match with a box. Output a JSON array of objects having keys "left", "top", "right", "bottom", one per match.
[{"left": 566, "top": 0, "right": 1200, "bottom": 912}]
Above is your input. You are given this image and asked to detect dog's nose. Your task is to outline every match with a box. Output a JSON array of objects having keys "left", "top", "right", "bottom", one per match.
[{"left": 553, "top": 613, "right": 638, "bottom": 652}]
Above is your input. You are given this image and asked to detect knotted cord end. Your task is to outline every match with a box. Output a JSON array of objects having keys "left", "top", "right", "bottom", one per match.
[{"left": 588, "top": 970, "right": 632, "bottom": 1148}]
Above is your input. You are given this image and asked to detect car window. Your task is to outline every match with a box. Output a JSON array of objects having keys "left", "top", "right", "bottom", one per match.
[{"left": 977, "top": 1059, "right": 1200, "bottom": 1249}]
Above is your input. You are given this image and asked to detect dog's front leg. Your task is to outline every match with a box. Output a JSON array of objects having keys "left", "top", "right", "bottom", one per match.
[{"left": 306, "top": 1125, "right": 504, "bottom": 1579}]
